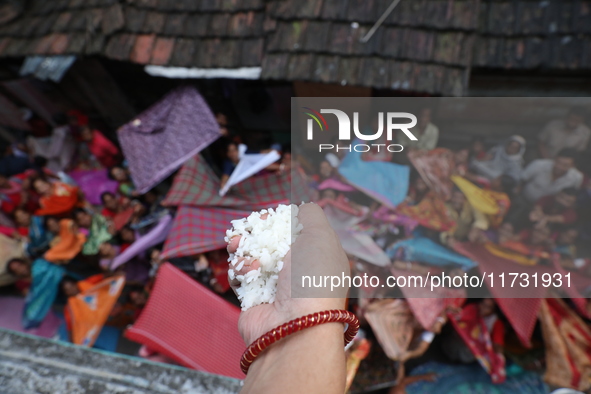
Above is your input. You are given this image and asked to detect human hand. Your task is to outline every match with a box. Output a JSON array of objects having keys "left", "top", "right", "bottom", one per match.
[{"left": 227, "top": 203, "right": 350, "bottom": 345}]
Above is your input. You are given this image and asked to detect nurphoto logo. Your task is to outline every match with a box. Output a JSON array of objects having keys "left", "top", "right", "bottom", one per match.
[{"left": 303, "top": 108, "right": 418, "bottom": 152}]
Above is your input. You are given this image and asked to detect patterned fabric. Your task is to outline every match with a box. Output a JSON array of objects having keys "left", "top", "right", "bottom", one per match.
[
  {"left": 68, "top": 276, "right": 125, "bottom": 347},
  {"left": 82, "top": 214, "right": 112, "bottom": 255},
  {"left": 451, "top": 175, "right": 511, "bottom": 228},
  {"left": 162, "top": 154, "right": 311, "bottom": 210},
  {"left": 162, "top": 206, "right": 250, "bottom": 260},
  {"left": 68, "top": 169, "right": 118, "bottom": 206},
  {"left": 338, "top": 146, "right": 410, "bottom": 209},
  {"left": 124, "top": 263, "right": 244, "bottom": 379},
  {"left": 386, "top": 237, "right": 476, "bottom": 270},
  {"left": 406, "top": 362, "right": 548, "bottom": 394},
  {"left": 539, "top": 298, "right": 591, "bottom": 391},
  {"left": 23, "top": 258, "right": 64, "bottom": 329},
  {"left": 409, "top": 148, "right": 456, "bottom": 200},
  {"left": 396, "top": 192, "right": 455, "bottom": 231},
  {"left": 453, "top": 242, "right": 549, "bottom": 347},
  {"left": 117, "top": 86, "right": 221, "bottom": 194},
  {"left": 448, "top": 303, "right": 506, "bottom": 383}
]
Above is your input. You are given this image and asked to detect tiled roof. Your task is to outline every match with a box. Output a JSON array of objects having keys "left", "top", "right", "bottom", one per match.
[
  {"left": 474, "top": 1, "right": 591, "bottom": 70},
  {"left": 0, "top": 0, "right": 589, "bottom": 95},
  {"left": 0, "top": 0, "right": 265, "bottom": 68},
  {"left": 262, "top": 0, "right": 479, "bottom": 95}
]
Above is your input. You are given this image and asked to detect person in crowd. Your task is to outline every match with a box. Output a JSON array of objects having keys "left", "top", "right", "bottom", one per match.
[
  {"left": 26, "top": 113, "right": 76, "bottom": 173},
  {"left": 108, "top": 165, "right": 136, "bottom": 197},
  {"left": 32, "top": 175, "right": 80, "bottom": 216},
  {"left": 5, "top": 258, "right": 31, "bottom": 280},
  {"left": 470, "top": 135, "right": 525, "bottom": 182},
  {"left": 538, "top": 106, "right": 590, "bottom": 158},
  {"left": 79, "top": 125, "right": 120, "bottom": 168},
  {"left": 553, "top": 226, "right": 579, "bottom": 258},
  {"left": 520, "top": 148, "right": 583, "bottom": 203},
  {"left": 74, "top": 208, "right": 113, "bottom": 255},
  {"left": 404, "top": 174, "right": 429, "bottom": 206},
  {"left": 0, "top": 144, "right": 32, "bottom": 177},
  {"left": 397, "top": 107, "right": 439, "bottom": 151},
  {"left": 529, "top": 187, "right": 578, "bottom": 229},
  {"left": 220, "top": 141, "right": 241, "bottom": 189},
  {"left": 100, "top": 191, "right": 120, "bottom": 219},
  {"left": 441, "top": 188, "right": 489, "bottom": 245},
  {"left": 469, "top": 136, "right": 487, "bottom": 161}
]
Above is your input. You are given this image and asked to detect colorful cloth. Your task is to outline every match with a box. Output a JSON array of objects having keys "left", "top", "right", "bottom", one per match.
[
  {"left": 363, "top": 299, "right": 415, "bottom": 361},
  {"left": 453, "top": 242, "right": 549, "bottom": 347},
  {"left": 395, "top": 270, "right": 466, "bottom": 331},
  {"left": 44, "top": 219, "right": 86, "bottom": 263},
  {"left": 162, "top": 207, "right": 249, "bottom": 260},
  {"left": 396, "top": 192, "right": 456, "bottom": 231},
  {"left": 162, "top": 154, "right": 311, "bottom": 210},
  {"left": 409, "top": 148, "right": 455, "bottom": 200},
  {"left": 68, "top": 276, "right": 125, "bottom": 347},
  {"left": 539, "top": 298, "right": 591, "bottom": 391},
  {"left": 318, "top": 178, "right": 356, "bottom": 192},
  {"left": 323, "top": 204, "right": 390, "bottom": 267},
  {"left": 406, "top": 362, "right": 548, "bottom": 394},
  {"left": 448, "top": 303, "right": 506, "bottom": 383},
  {"left": 117, "top": 86, "right": 221, "bottom": 194},
  {"left": 338, "top": 145, "right": 409, "bottom": 209},
  {"left": 111, "top": 214, "right": 172, "bottom": 270},
  {"left": 82, "top": 214, "right": 112, "bottom": 255},
  {"left": 23, "top": 258, "right": 65, "bottom": 329},
  {"left": 125, "top": 263, "right": 245, "bottom": 379},
  {"left": 35, "top": 182, "right": 79, "bottom": 216},
  {"left": 451, "top": 175, "right": 510, "bottom": 227},
  {"left": 386, "top": 237, "right": 476, "bottom": 270},
  {"left": 68, "top": 169, "right": 118, "bottom": 206},
  {"left": 26, "top": 216, "right": 54, "bottom": 257}
]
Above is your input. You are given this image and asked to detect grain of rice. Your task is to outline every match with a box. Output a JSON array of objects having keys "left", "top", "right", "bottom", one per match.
[{"left": 227, "top": 204, "right": 302, "bottom": 310}]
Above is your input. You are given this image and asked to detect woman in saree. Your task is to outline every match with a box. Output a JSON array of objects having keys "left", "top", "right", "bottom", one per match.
[
  {"left": 32, "top": 176, "right": 80, "bottom": 216},
  {"left": 44, "top": 219, "right": 86, "bottom": 264},
  {"left": 73, "top": 209, "right": 113, "bottom": 255}
]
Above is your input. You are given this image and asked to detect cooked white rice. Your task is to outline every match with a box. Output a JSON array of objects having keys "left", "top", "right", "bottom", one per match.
[{"left": 225, "top": 204, "right": 303, "bottom": 310}]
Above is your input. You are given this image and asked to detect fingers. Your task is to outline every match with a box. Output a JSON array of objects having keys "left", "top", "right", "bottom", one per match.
[
  {"left": 227, "top": 235, "right": 241, "bottom": 254},
  {"left": 228, "top": 257, "right": 261, "bottom": 290}
]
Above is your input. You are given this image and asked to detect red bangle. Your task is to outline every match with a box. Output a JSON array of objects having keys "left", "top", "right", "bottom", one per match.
[{"left": 240, "top": 309, "right": 359, "bottom": 374}]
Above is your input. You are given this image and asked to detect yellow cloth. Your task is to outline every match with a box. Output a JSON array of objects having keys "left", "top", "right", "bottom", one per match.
[
  {"left": 451, "top": 175, "right": 499, "bottom": 215},
  {"left": 484, "top": 243, "right": 537, "bottom": 266}
]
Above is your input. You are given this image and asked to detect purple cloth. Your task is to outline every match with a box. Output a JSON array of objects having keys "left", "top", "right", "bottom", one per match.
[
  {"left": 68, "top": 169, "right": 118, "bottom": 205},
  {"left": 111, "top": 214, "right": 173, "bottom": 270},
  {"left": 0, "top": 296, "right": 60, "bottom": 338},
  {"left": 117, "top": 86, "right": 221, "bottom": 194}
]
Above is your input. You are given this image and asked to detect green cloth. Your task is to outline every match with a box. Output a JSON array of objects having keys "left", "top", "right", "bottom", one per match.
[{"left": 82, "top": 214, "right": 112, "bottom": 255}]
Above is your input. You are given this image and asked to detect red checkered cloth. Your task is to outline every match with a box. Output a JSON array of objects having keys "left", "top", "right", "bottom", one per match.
[
  {"left": 161, "top": 206, "right": 249, "bottom": 260},
  {"left": 125, "top": 263, "right": 245, "bottom": 379},
  {"left": 453, "top": 242, "right": 550, "bottom": 348},
  {"left": 162, "top": 154, "right": 311, "bottom": 210}
]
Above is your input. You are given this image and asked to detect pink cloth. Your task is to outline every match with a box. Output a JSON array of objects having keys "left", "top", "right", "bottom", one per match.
[
  {"left": 318, "top": 178, "right": 355, "bottom": 192},
  {"left": 125, "top": 263, "right": 245, "bottom": 379}
]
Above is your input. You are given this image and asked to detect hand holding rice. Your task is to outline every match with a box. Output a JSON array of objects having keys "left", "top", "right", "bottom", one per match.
[{"left": 226, "top": 204, "right": 303, "bottom": 310}]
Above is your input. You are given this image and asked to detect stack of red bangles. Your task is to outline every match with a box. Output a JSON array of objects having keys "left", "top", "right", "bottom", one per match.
[{"left": 240, "top": 309, "right": 360, "bottom": 374}]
